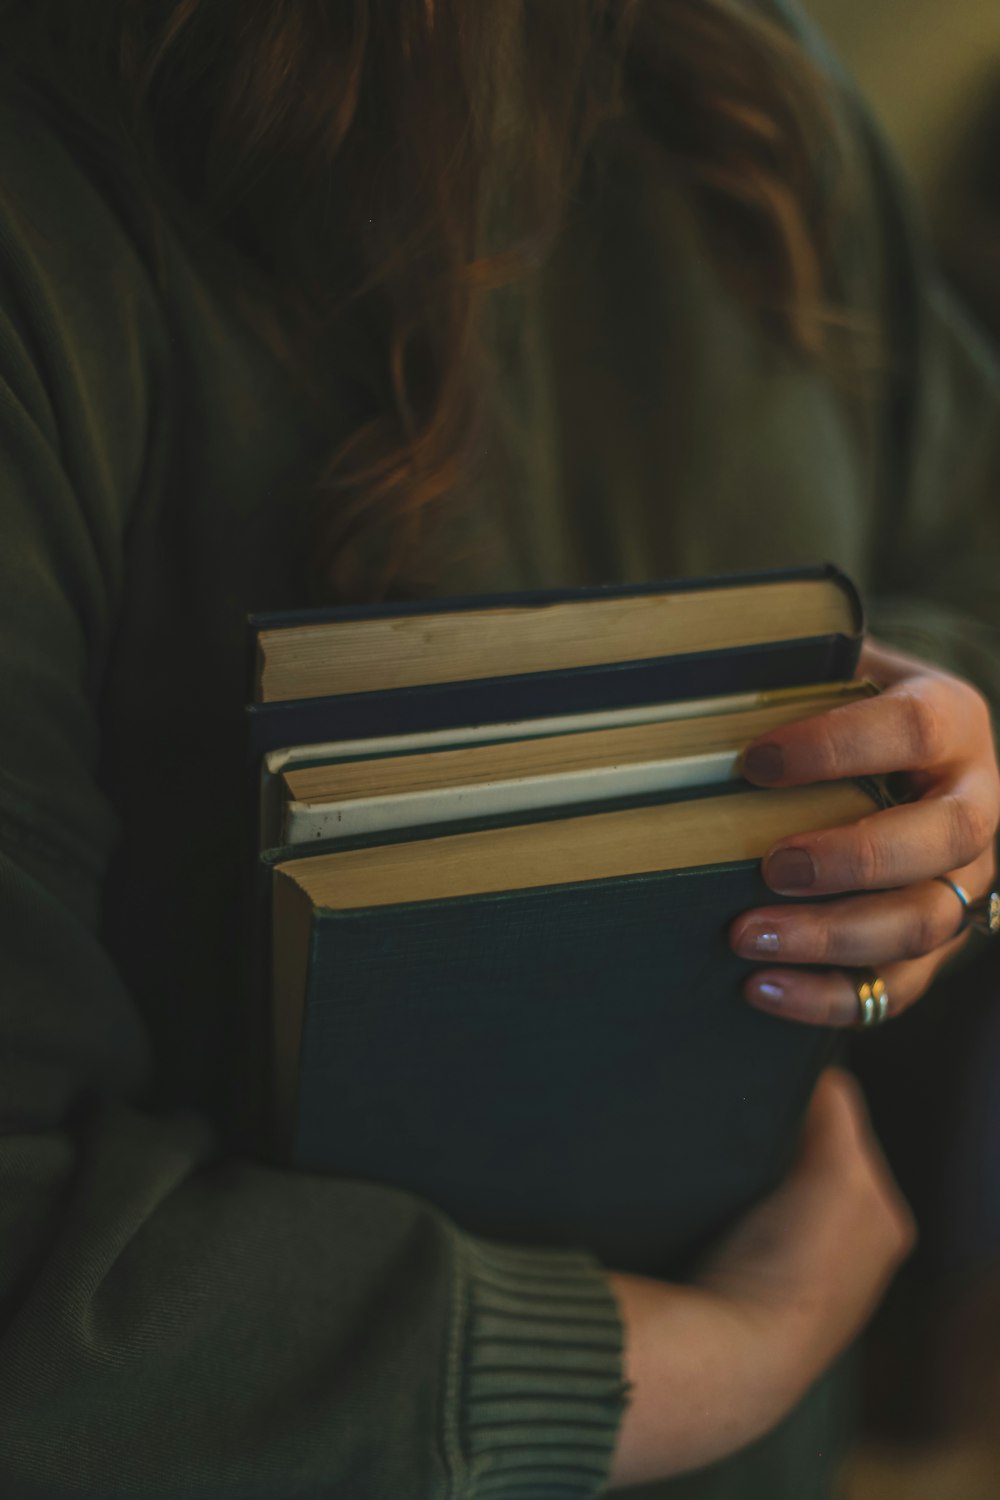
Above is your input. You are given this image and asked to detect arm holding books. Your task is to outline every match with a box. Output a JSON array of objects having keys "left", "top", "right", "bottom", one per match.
[
  {"left": 0, "top": 13, "right": 992, "bottom": 1498},
  {"left": 0, "top": 330, "right": 921, "bottom": 1495},
  {"left": 608, "top": 1070, "right": 915, "bottom": 1489},
  {"left": 0, "top": 115, "right": 908, "bottom": 1498},
  {"left": 0, "top": 187, "right": 632, "bottom": 1495}
]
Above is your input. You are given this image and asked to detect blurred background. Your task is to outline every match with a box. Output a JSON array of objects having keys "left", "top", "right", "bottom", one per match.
[{"left": 801, "top": 5, "right": 1000, "bottom": 1498}]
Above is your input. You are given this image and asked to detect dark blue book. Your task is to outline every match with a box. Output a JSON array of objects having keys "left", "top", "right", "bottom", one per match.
[
  {"left": 264, "top": 778, "right": 880, "bottom": 1278},
  {"left": 246, "top": 564, "right": 862, "bottom": 761}
]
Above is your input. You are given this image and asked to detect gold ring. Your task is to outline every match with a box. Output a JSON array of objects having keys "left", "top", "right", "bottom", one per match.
[
  {"left": 855, "top": 973, "right": 890, "bottom": 1028},
  {"left": 969, "top": 892, "right": 1000, "bottom": 936}
]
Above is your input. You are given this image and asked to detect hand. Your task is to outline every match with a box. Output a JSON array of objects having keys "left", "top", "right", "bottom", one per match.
[
  {"left": 606, "top": 1070, "right": 915, "bottom": 1488},
  {"left": 728, "top": 637, "right": 1000, "bottom": 1026}
]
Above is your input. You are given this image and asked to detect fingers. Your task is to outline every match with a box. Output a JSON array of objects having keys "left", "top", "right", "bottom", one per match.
[
  {"left": 730, "top": 853, "right": 993, "bottom": 968},
  {"left": 758, "top": 772, "right": 999, "bottom": 896},
  {"left": 729, "top": 847, "right": 993, "bottom": 1027},
  {"left": 740, "top": 945, "right": 962, "bottom": 1028},
  {"left": 734, "top": 647, "right": 1000, "bottom": 1030},
  {"left": 741, "top": 676, "right": 994, "bottom": 785}
]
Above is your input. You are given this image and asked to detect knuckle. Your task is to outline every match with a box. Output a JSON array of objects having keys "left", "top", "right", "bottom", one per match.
[
  {"left": 846, "top": 825, "right": 885, "bottom": 889},
  {"left": 945, "top": 794, "right": 993, "bottom": 863},
  {"left": 810, "top": 715, "right": 843, "bottom": 780},
  {"left": 899, "top": 689, "right": 947, "bottom": 765},
  {"left": 904, "top": 903, "right": 944, "bottom": 961},
  {"left": 806, "top": 918, "right": 840, "bottom": 966},
  {"left": 819, "top": 988, "right": 847, "bottom": 1027}
]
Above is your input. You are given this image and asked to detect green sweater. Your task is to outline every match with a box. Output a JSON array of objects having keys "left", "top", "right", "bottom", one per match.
[{"left": 1, "top": 4, "right": 999, "bottom": 1498}]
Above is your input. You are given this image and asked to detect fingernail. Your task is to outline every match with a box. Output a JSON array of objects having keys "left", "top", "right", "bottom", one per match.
[
  {"left": 766, "top": 847, "right": 815, "bottom": 890},
  {"left": 732, "top": 922, "right": 784, "bottom": 955},
  {"left": 750, "top": 980, "right": 786, "bottom": 1005},
  {"left": 742, "top": 743, "right": 784, "bottom": 784}
]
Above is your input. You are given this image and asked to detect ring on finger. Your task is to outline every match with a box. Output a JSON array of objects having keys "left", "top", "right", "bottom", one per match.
[
  {"left": 854, "top": 972, "right": 891, "bottom": 1028},
  {"left": 934, "top": 875, "right": 1000, "bottom": 938}
]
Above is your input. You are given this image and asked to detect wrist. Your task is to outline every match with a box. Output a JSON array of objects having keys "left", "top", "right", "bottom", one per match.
[
  {"left": 710, "top": 1283, "right": 829, "bottom": 1414},
  {"left": 605, "top": 1272, "right": 795, "bottom": 1489}
]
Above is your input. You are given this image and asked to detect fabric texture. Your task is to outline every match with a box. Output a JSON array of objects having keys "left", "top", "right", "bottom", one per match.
[{"left": 0, "top": 2, "right": 998, "bottom": 1497}]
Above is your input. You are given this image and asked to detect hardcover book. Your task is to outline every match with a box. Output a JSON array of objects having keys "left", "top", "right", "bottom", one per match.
[
  {"left": 245, "top": 564, "right": 874, "bottom": 1276},
  {"left": 246, "top": 563, "right": 862, "bottom": 757},
  {"left": 266, "top": 781, "right": 879, "bottom": 1276}
]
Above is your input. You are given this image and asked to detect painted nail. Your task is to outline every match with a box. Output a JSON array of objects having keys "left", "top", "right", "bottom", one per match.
[
  {"left": 751, "top": 930, "right": 782, "bottom": 954},
  {"left": 752, "top": 981, "right": 786, "bottom": 1005},
  {"left": 742, "top": 743, "right": 784, "bottom": 784},
  {"left": 766, "top": 848, "right": 815, "bottom": 890}
]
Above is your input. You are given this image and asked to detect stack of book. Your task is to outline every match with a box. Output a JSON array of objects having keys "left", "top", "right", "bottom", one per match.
[{"left": 245, "top": 566, "right": 878, "bottom": 1276}]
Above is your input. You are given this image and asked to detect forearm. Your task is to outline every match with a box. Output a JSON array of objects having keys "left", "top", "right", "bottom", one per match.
[
  {"left": 605, "top": 1272, "right": 794, "bottom": 1489},
  {"left": 605, "top": 1073, "right": 916, "bottom": 1493}
]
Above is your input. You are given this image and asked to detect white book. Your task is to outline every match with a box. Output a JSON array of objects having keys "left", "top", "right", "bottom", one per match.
[
  {"left": 263, "top": 681, "right": 872, "bottom": 847},
  {"left": 283, "top": 749, "right": 742, "bottom": 843}
]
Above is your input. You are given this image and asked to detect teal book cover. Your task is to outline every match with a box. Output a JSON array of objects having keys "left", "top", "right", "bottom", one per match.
[{"left": 270, "top": 845, "right": 850, "bottom": 1278}]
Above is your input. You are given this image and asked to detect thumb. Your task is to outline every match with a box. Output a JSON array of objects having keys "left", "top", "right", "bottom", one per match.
[{"left": 795, "top": 1067, "right": 872, "bottom": 1173}]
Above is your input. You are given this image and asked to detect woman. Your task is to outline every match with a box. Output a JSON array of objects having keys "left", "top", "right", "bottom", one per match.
[{"left": 0, "top": 1, "right": 996, "bottom": 1496}]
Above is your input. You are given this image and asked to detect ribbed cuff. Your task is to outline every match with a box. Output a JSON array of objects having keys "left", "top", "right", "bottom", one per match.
[{"left": 444, "top": 1234, "right": 629, "bottom": 1499}]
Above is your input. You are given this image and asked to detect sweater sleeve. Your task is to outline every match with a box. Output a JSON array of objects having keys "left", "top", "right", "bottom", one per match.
[{"left": 0, "top": 86, "right": 627, "bottom": 1500}]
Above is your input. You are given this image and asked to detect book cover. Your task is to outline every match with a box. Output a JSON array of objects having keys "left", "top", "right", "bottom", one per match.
[
  {"left": 277, "top": 859, "right": 837, "bottom": 1279},
  {"left": 266, "top": 779, "right": 882, "bottom": 1278}
]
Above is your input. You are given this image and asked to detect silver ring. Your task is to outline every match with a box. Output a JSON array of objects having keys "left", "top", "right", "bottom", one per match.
[
  {"left": 936, "top": 875, "right": 971, "bottom": 937},
  {"left": 935, "top": 876, "right": 1000, "bottom": 937},
  {"left": 855, "top": 973, "right": 890, "bottom": 1028}
]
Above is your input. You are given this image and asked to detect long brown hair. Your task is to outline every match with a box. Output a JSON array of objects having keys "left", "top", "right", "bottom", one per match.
[{"left": 2, "top": 1, "right": 855, "bottom": 599}]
